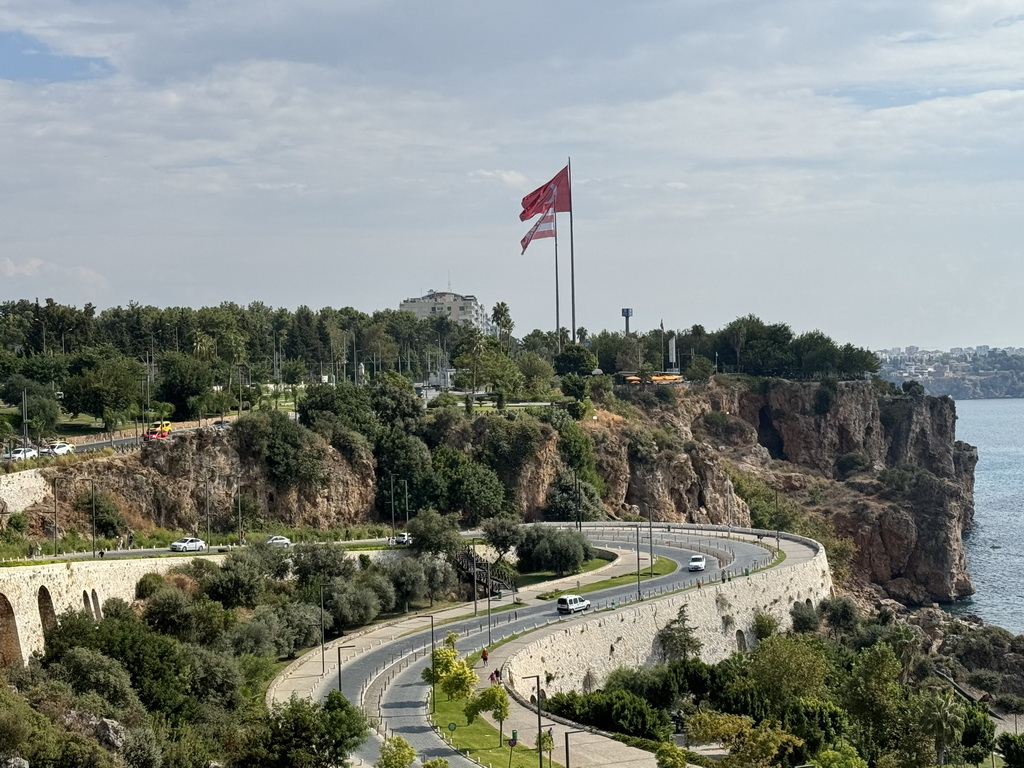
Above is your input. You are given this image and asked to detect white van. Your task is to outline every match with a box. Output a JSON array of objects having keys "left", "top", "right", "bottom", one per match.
[{"left": 556, "top": 594, "right": 591, "bottom": 614}]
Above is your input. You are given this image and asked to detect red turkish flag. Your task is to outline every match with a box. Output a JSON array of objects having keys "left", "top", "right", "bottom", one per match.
[{"left": 520, "top": 166, "right": 571, "bottom": 221}]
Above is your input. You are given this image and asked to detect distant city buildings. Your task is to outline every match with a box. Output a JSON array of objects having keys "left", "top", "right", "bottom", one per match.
[
  {"left": 399, "top": 290, "right": 496, "bottom": 335},
  {"left": 874, "top": 343, "right": 1024, "bottom": 387}
]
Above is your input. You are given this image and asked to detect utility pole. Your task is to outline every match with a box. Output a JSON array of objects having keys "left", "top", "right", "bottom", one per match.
[
  {"left": 52, "top": 478, "right": 59, "bottom": 556},
  {"left": 402, "top": 479, "right": 410, "bottom": 525},
  {"left": 390, "top": 474, "right": 397, "bottom": 540},
  {"left": 636, "top": 525, "right": 642, "bottom": 602},
  {"left": 91, "top": 478, "right": 97, "bottom": 559}
]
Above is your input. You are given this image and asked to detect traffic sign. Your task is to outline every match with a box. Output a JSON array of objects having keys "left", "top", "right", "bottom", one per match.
[
  {"left": 508, "top": 738, "right": 518, "bottom": 747},
  {"left": 448, "top": 722, "right": 457, "bottom": 732}
]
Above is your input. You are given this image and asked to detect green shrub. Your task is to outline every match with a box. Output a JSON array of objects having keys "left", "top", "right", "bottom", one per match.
[
  {"left": 75, "top": 490, "right": 126, "bottom": 538},
  {"left": 814, "top": 378, "right": 838, "bottom": 415},
  {"left": 836, "top": 452, "right": 871, "bottom": 478},
  {"left": 135, "top": 573, "right": 167, "bottom": 600},
  {"left": 753, "top": 611, "right": 779, "bottom": 640},
  {"left": 790, "top": 601, "right": 820, "bottom": 633}
]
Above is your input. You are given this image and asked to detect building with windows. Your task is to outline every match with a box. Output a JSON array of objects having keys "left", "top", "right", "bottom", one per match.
[{"left": 399, "top": 290, "right": 496, "bottom": 335}]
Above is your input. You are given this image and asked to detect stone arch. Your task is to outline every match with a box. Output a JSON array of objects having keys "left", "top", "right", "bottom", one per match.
[
  {"left": 37, "top": 586, "right": 57, "bottom": 637},
  {"left": 736, "top": 629, "right": 748, "bottom": 652},
  {"left": 91, "top": 590, "right": 102, "bottom": 621},
  {"left": 83, "top": 590, "right": 94, "bottom": 618},
  {"left": 0, "top": 593, "right": 24, "bottom": 668}
]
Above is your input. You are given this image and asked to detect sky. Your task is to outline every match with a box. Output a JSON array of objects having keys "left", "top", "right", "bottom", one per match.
[{"left": 2, "top": 1, "right": 1024, "bottom": 351}]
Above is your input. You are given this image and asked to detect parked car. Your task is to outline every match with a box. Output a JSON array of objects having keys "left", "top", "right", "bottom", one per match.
[
  {"left": 266, "top": 535, "right": 292, "bottom": 548},
  {"left": 143, "top": 429, "right": 169, "bottom": 442},
  {"left": 2, "top": 448, "right": 39, "bottom": 461},
  {"left": 556, "top": 594, "right": 591, "bottom": 614},
  {"left": 395, "top": 532, "right": 413, "bottom": 545},
  {"left": 688, "top": 555, "right": 707, "bottom": 572},
  {"left": 46, "top": 442, "right": 76, "bottom": 456},
  {"left": 170, "top": 537, "right": 206, "bottom": 552}
]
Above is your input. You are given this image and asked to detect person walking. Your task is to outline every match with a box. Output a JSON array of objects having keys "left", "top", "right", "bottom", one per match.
[{"left": 481, "top": 648, "right": 489, "bottom": 664}]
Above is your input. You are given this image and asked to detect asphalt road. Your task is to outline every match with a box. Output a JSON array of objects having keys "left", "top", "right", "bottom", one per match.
[{"left": 344, "top": 531, "right": 769, "bottom": 767}]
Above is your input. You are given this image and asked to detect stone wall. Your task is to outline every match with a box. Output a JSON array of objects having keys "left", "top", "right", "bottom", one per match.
[
  {"left": 0, "top": 469, "right": 50, "bottom": 515},
  {"left": 505, "top": 547, "right": 832, "bottom": 697}
]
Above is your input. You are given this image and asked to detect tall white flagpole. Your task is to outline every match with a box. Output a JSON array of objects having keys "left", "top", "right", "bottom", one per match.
[
  {"left": 568, "top": 157, "right": 576, "bottom": 346},
  {"left": 554, "top": 195, "right": 561, "bottom": 354}
]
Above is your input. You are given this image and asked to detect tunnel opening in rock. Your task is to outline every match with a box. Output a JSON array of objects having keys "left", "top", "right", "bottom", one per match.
[{"left": 757, "top": 407, "right": 786, "bottom": 460}]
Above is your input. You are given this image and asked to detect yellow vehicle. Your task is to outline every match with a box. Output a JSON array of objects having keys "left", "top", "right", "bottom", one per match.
[{"left": 150, "top": 420, "right": 172, "bottom": 433}]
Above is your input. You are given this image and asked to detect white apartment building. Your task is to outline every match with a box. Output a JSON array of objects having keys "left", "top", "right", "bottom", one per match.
[{"left": 399, "top": 290, "right": 496, "bottom": 335}]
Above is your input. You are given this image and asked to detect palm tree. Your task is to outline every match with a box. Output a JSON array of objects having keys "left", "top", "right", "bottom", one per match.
[
  {"left": 491, "top": 302, "right": 514, "bottom": 354},
  {"left": 576, "top": 326, "right": 589, "bottom": 344},
  {"left": 922, "top": 690, "right": 966, "bottom": 766}
]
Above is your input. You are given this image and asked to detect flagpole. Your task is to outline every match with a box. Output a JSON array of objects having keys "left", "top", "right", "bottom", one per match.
[
  {"left": 568, "top": 157, "right": 576, "bottom": 345},
  {"left": 554, "top": 202, "right": 561, "bottom": 354}
]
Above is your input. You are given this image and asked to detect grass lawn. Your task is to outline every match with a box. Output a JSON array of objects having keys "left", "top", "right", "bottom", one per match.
[
  {"left": 429, "top": 650, "right": 563, "bottom": 768},
  {"left": 515, "top": 557, "right": 607, "bottom": 590},
  {"left": 536, "top": 555, "right": 677, "bottom": 600}
]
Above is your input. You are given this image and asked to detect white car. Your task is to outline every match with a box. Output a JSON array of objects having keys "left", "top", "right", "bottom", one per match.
[
  {"left": 688, "top": 555, "right": 707, "bottom": 572},
  {"left": 395, "top": 532, "right": 413, "bottom": 545},
  {"left": 46, "top": 442, "right": 76, "bottom": 456},
  {"left": 266, "top": 535, "right": 292, "bottom": 548},
  {"left": 3, "top": 448, "right": 38, "bottom": 461},
  {"left": 170, "top": 537, "right": 206, "bottom": 552}
]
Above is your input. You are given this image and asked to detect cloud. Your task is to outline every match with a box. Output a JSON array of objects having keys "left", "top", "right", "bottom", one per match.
[{"left": 1, "top": 257, "right": 46, "bottom": 277}]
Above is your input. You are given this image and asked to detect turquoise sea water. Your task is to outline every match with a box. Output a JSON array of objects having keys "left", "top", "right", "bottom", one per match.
[{"left": 947, "top": 399, "right": 1024, "bottom": 633}]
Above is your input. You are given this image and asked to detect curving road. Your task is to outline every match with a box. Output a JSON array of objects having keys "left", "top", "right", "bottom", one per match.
[{"left": 278, "top": 525, "right": 783, "bottom": 767}]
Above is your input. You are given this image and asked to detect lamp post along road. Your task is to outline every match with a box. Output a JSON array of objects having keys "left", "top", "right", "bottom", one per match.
[
  {"left": 428, "top": 614, "right": 436, "bottom": 713},
  {"left": 90, "top": 478, "right": 97, "bottom": 558},
  {"left": 635, "top": 524, "right": 642, "bottom": 601},
  {"left": 564, "top": 729, "right": 584, "bottom": 768},
  {"left": 336, "top": 644, "right": 355, "bottom": 692},
  {"left": 524, "top": 675, "right": 544, "bottom": 768},
  {"left": 647, "top": 505, "right": 654, "bottom": 578},
  {"left": 319, "top": 584, "right": 326, "bottom": 675},
  {"left": 390, "top": 474, "right": 396, "bottom": 540},
  {"left": 52, "top": 478, "right": 59, "bottom": 556}
]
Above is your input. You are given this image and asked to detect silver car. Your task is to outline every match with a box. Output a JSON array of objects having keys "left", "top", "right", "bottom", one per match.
[
  {"left": 3, "top": 448, "right": 38, "bottom": 461},
  {"left": 170, "top": 537, "right": 206, "bottom": 552},
  {"left": 266, "top": 536, "right": 292, "bottom": 548}
]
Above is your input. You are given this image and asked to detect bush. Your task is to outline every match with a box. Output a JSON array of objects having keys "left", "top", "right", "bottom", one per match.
[
  {"left": 836, "top": 452, "right": 871, "bottom": 478},
  {"left": 790, "top": 601, "right": 820, "bottom": 633},
  {"left": 516, "top": 525, "right": 593, "bottom": 575},
  {"left": 752, "top": 611, "right": 779, "bottom": 640},
  {"left": 75, "top": 490, "right": 126, "bottom": 538},
  {"left": 967, "top": 669, "right": 1002, "bottom": 693},
  {"left": 135, "top": 573, "right": 167, "bottom": 600},
  {"left": 544, "top": 689, "right": 671, "bottom": 741}
]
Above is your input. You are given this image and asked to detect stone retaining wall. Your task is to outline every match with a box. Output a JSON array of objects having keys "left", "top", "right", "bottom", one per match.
[{"left": 505, "top": 548, "right": 832, "bottom": 697}]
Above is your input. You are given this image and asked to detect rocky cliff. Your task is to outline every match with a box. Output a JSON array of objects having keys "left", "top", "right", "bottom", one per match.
[
  {"left": 718, "top": 378, "right": 976, "bottom": 604},
  {"left": 28, "top": 427, "right": 376, "bottom": 538}
]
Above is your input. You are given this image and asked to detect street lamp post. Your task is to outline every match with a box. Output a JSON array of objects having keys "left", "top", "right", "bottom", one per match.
[
  {"left": 236, "top": 476, "right": 243, "bottom": 545},
  {"left": 390, "top": 474, "right": 396, "bottom": 541},
  {"left": 564, "top": 729, "right": 584, "bottom": 768},
  {"left": 428, "top": 614, "right": 436, "bottom": 713},
  {"left": 486, "top": 560, "right": 492, "bottom": 645},
  {"left": 52, "top": 478, "right": 59, "bottom": 556},
  {"left": 205, "top": 476, "right": 211, "bottom": 548},
  {"left": 402, "top": 479, "right": 409, "bottom": 525},
  {"left": 524, "top": 675, "right": 544, "bottom": 768},
  {"left": 320, "top": 583, "right": 326, "bottom": 675},
  {"left": 90, "top": 478, "right": 97, "bottom": 558},
  {"left": 635, "top": 525, "right": 642, "bottom": 601},
  {"left": 647, "top": 505, "right": 654, "bottom": 578},
  {"left": 336, "top": 644, "right": 355, "bottom": 693}
]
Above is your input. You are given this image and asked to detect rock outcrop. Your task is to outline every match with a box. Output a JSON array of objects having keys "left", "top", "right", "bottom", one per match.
[
  {"left": 724, "top": 379, "right": 976, "bottom": 604},
  {"left": 31, "top": 427, "right": 375, "bottom": 537}
]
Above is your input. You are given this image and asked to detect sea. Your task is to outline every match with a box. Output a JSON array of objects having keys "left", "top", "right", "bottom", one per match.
[{"left": 947, "top": 398, "right": 1024, "bottom": 634}]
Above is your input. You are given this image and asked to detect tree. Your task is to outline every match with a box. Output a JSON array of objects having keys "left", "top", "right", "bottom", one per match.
[
  {"left": 655, "top": 742, "right": 691, "bottom": 768},
  {"left": 843, "top": 643, "right": 905, "bottom": 763},
  {"left": 155, "top": 352, "right": 213, "bottom": 418},
  {"left": 790, "top": 601, "right": 821, "bottom": 633},
  {"left": 482, "top": 516, "right": 523, "bottom": 562},
  {"left": 375, "top": 736, "right": 416, "bottom": 768},
  {"left": 439, "top": 659, "right": 479, "bottom": 701},
  {"left": 464, "top": 684, "right": 511, "bottom": 745},
  {"left": 813, "top": 742, "right": 868, "bottom": 768},
  {"left": 291, "top": 543, "right": 356, "bottom": 588},
  {"left": 747, "top": 636, "right": 831, "bottom": 718},
  {"left": 819, "top": 597, "right": 859, "bottom": 637},
  {"left": 553, "top": 345, "right": 598, "bottom": 376},
  {"left": 998, "top": 732, "right": 1024, "bottom": 768},
  {"left": 386, "top": 557, "right": 428, "bottom": 611},
  {"left": 688, "top": 711, "right": 803, "bottom": 768},
  {"left": 921, "top": 690, "right": 965, "bottom": 766},
  {"left": 420, "top": 555, "right": 457, "bottom": 606},
  {"left": 655, "top": 604, "right": 702, "bottom": 662},
  {"left": 241, "top": 690, "right": 368, "bottom": 768},
  {"left": 407, "top": 508, "right": 463, "bottom": 558},
  {"left": 536, "top": 729, "right": 554, "bottom": 768},
  {"left": 517, "top": 352, "right": 555, "bottom": 398},
  {"left": 959, "top": 702, "right": 995, "bottom": 766},
  {"left": 422, "top": 646, "right": 458, "bottom": 686},
  {"left": 422, "top": 759, "right": 449, "bottom": 768}
]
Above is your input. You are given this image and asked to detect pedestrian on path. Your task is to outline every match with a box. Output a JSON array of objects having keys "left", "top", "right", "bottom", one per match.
[
  {"left": 489, "top": 671, "right": 497, "bottom": 684},
  {"left": 482, "top": 648, "right": 489, "bottom": 664}
]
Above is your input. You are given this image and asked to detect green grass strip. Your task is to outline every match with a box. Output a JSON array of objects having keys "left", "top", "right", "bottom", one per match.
[{"left": 536, "top": 555, "right": 677, "bottom": 600}]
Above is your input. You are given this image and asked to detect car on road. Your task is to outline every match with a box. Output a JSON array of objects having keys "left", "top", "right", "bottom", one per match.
[
  {"left": 170, "top": 537, "right": 206, "bottom": 552},
  {"left": 688, "top": 555, "right": 707, "bottom": 572},
  {"left": 2, "top": 448, "right": 39, "bottom": 461},
  {"left": 150, "top": 420, "right": 173, "bottom": 433},
  {"left": 395, "top": 532, "right": 413, "bottom": 545},
  {"left": 266, "top": 535, "right": 292, "bottom": 548},
  {"left": 143, "top": 428, "right": 169, "bottom": 442},
  {"left": 46, "top": 442, "right": 76, "bottom": 456},
  {"left": 556, "top": 594, "right": 591, "bottom": 614}
]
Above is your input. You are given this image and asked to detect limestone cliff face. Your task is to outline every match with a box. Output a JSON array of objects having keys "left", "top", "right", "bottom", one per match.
[
  {"left": 36, "top": 427, "right": 376, "bottom": 536},
  {"left": 583, "top": 410, "right": 750, "bottom": 526},
  {"left": 724, "top": 379, "right": 976, "bottom": 604}
]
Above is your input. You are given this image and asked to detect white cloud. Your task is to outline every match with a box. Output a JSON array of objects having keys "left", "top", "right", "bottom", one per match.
[{"left": 1, "top": 257, "right": 46, "bottom": 278}]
